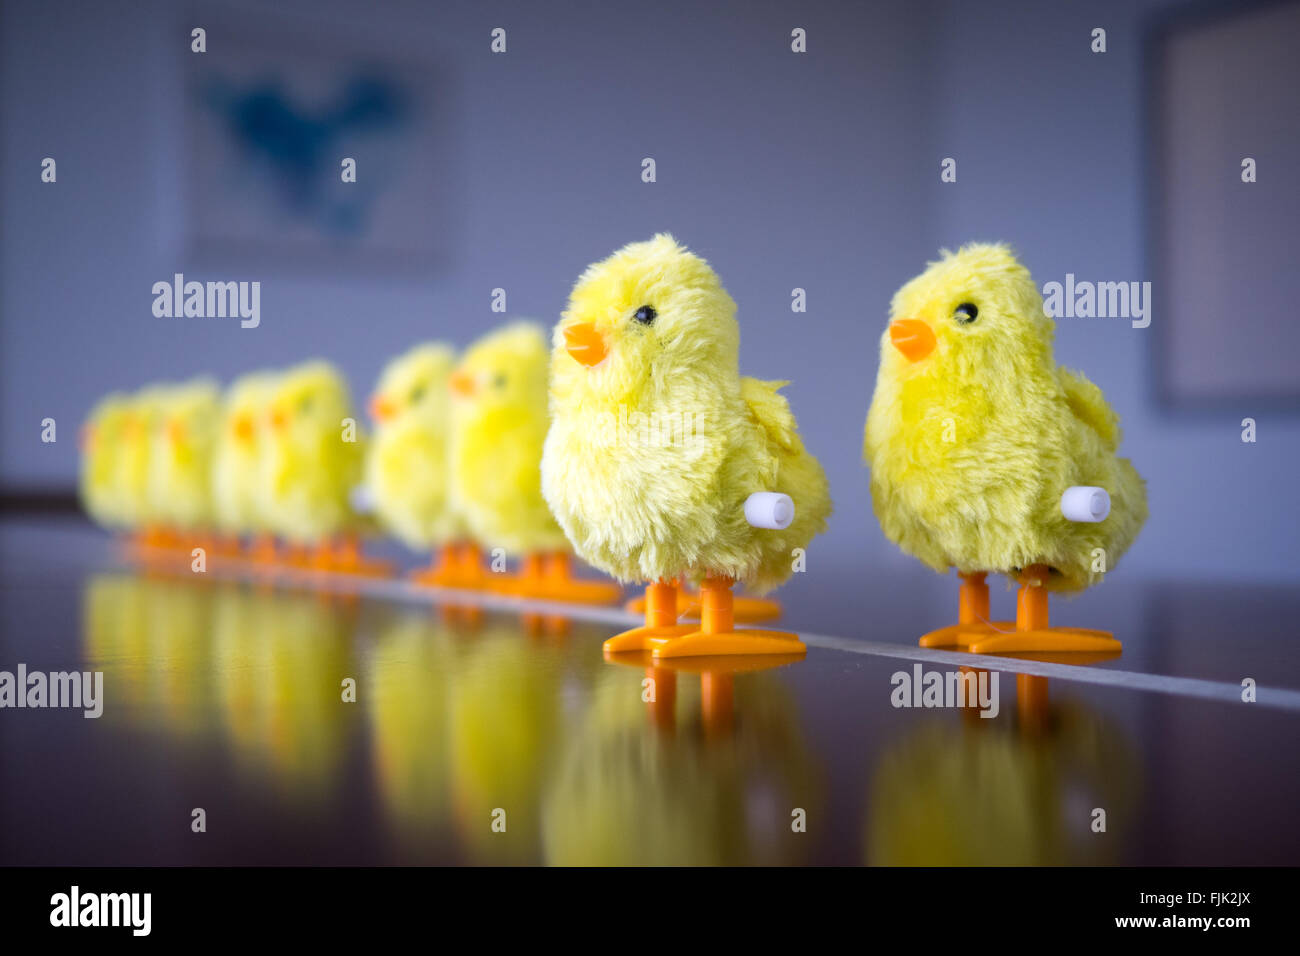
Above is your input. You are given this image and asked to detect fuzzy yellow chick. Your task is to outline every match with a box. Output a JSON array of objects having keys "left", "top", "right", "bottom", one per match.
[
  {"left": 449, "top": 322, "right": 619, "bottom": 602},
  {"left": 864, "top": 243, "right": 1147, "bottom": 654},
  {"left": 116, "top": 386, "right": 167, "bottom": 544},
  {"left": 543, "top": 235, "right": 831, "bottom": 657},
  {"left": 212, "top": 370, "right": 278, "bottom": 551},
  {"left": 147, "top": 378, "right": 221, "bottom": 540},
  {"left": 79, "top": 392, "right": 133, "bottom": 530},
  {"left": 364, "top": 343, "right": 467, "bottom": 582},
  {"left": 259, "top": 360, "right": 377, "bottom": 571}
]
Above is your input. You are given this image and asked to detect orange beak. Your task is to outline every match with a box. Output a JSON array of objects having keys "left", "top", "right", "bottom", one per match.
[
  {"left": 167, "top": 419, "right": 186, "bottom": 445},
  {"left": 449, "top": 370, "right": 475, "bottom": 397},
  {"left": 564, "top": 322, "right": 608, "bottom": 367},
  {"left": 233, "top": 413, "right": 255, "bottom": 443},
  {"left": 369, "top": 395, "right": 397, "bottom": 423},
  {"left": 270, "top": 407, "right": 288, "bottom": 432},
  {"left": 889, "top": 318, "right": 937, "bottom": 363},
  {"left": 79, "top": 425, "right": 95, "bottom": 451}
]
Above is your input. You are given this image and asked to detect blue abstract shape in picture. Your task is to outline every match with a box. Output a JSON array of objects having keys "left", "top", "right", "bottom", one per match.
[{"left": 201, "top": 72, "right": 413, "bottom": 239}]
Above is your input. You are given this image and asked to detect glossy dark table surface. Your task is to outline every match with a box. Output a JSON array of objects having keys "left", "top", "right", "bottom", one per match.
[{"left": 1, "top": 516, "right": 1297, "bottom": 866}]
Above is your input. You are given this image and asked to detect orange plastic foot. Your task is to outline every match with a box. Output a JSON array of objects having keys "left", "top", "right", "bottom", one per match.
[
  {"left": 313, "top": 534, "right": 392, "bottom": 577},
  {"left": 968, "top": 628, "right": 1120, "bottom": 655},
  {"left": 604, "top": 624, "right": 699, "bottom": 654},
  {"left": 649, "top": 576, "right": 805, "bottom": 659},
  {"left": 604, "top": 580, "right": 695, "bottom": 654},
  {"left": 918, "top": 572, "right": 1017, "bottom": 647},
  {"left": 309, "top": 542, "right": 335, "bottom": 571},
  {"left": 509, "top": 552, "right": 622, "bottom": 604},
  {"left": 247, "top": 534, "right": 279, "bottom": 564},
  {"left": 410, "top": 543, "right": 460, "bottom": 587},
  {"left": 418, "top": 541, "right": 492, "bottom": 589},
  {"left": 138, "top": 525, "right": 179, "bottom": 551},
  {"left": 968, "top": 564, "right": 1122, "bottom": 655},
  {"left": 721, "top": 594, "right": 783, "bottom": 623},
  {"left": 652, "top": 628, "right": 806, "bottom": 658}
]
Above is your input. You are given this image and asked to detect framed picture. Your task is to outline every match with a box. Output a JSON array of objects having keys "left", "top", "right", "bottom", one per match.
[
  {"left": 183, "top": 12, "right": 448, "bottom": 272},
  {"left": 1144, "top": 0, "right": 1300, "bottom": 413}
]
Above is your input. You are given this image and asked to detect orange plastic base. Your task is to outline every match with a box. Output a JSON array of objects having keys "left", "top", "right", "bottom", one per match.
[
  {"left": 605, "top": 577, "right": 805, "bottom": 659},
  {"left": 505, "top": 552, "right": 622, "bottom": 605},
  {"left": 919, "top": 567, "right": 1121, "bottom": 655}
]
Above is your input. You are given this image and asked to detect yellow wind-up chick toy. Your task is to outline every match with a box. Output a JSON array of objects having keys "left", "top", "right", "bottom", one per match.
[
  {"left": 542, "top": 235, "right": 832, "bottom": 657},
  {"left": 147, "top": 378, "right": 221, "bottom": 545},
  {"left": 212, "top": 370, "right": 278, "bottom": 557},
  {"left": 448, "top": 322, "right": 620, "bottom": 603},
  {"left": 118, "top": 386, "right": 167, "bottom": 546},
  {"left": 259, "top": 360, "right": 387, "bottom": 574},
  {"left": 365, "top": 343, "right": 469, "bottom": 583},
  {"left": 79, "top": 392, "right": 133, "bottom": 532},
  {"left": 863, "top": 243, "right": 1147, "bottom": 654}
]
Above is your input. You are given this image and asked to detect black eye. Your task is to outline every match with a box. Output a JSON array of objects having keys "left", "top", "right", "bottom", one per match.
[
  {"left": 633, "top": 305, "right": 657, "bottom": 325},
  {"left": 493, "top": 374, "right": 507, "bottom": 389},
  {"left": 954, "top": 303, "right": 978, "bottom": 324},
  {"left": 410, "top": 385, "right": 425, "bottom": 404}
]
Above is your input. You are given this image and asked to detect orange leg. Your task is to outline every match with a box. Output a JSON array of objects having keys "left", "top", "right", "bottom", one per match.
[
  {"left": 310, "top": 540, "right": 334, "bottom": 571},
  {"left": 967, "top": 565, "right": 1121, "bottom": 655},
  {"left": 138, "top": 524, "right": 176, "bottom": 550},
  {"left": 321, "top": 532, "right": 391, "bottom": 577},
  {"left": 625, "top": 587, "right": 696, "bottom": 617},
  {"left": 627, "top": 585, "right": 782, "bottom": 623},
  {"left": 410, "top": 543, "right": 461, "bottom": 587},
  {"left": 281, "top": 542, "right": 311, "bottom": 567},
  {"left": 248, "top": 533, "right": 278, "bottom": 564},
  {"left": 920, "top": 572, "right": 1015, "bottom": 647},
  {"left": 603, "top": 580, "right": 697, "bottom": 655},
  {"left": 648, "top": 576, "right": 806, "bottom": 659},
  {"left": 334, "top": 534, "right": 362, "bottom": 569},
  {"left": 510, "top": 551, "right": 621, "bottom": 604},
  {"left": 453, "top": 542, "right": 488, "bottom": 588}
]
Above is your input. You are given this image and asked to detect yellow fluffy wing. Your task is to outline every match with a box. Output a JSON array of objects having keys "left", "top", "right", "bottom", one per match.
[
  {"left": 738, "top": 377, "right": 832, "bottom": 593},
  {"left": 1059, "top": 367, "right": 1121, "bottom": 451},
  {"left": 740, "top": 378, "right": 797, "bottom": 456}
]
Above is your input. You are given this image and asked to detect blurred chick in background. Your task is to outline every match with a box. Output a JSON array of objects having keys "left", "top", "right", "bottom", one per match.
[
  {"left": 543, "top": 235, "right": 831, "bottom": 657},
  {"left": 147, "top": 379, "right": 221, "bottom": 544},
  {"left": 863, "top": 243, "right": 1147, "bottom": 654},
  {"left": 259, "top": 360, "right": 385, "bottom": 574},
  {"left": 449, "top": 322, "right": 620, "bottom": 603},
  {"left": 364, "top": 343, "right": 469, "bottom": 584},
  {"left": 117, "top": 386, "right": 166, "bottom": 545},
  {"left": 213, "top": 371, "right": 278, "bottom": 557},
  {"left": 79, "top": 392, "right": 133, "bottom": 531}
]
